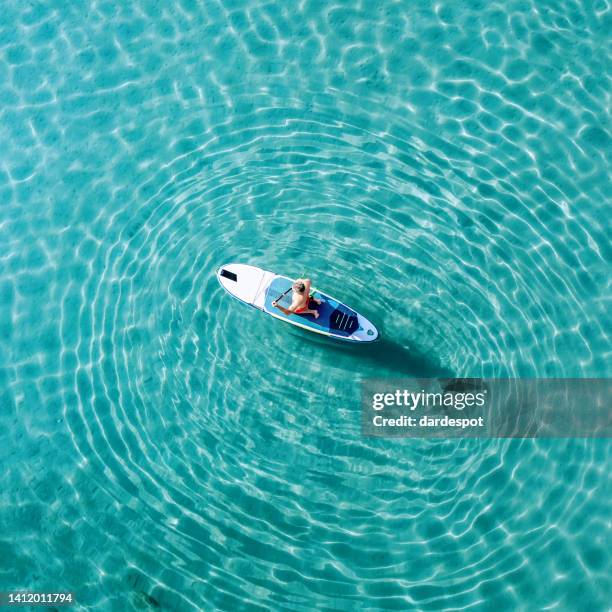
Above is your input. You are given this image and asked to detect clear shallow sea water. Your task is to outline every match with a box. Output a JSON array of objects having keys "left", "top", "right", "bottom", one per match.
[{"left": 0, "top": 0, "right": 610, "bottom": 610}]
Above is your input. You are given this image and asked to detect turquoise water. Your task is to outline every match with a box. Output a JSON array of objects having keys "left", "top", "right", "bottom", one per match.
[{"left": 0, "top": 0, "right": 610, "bottom": 609}]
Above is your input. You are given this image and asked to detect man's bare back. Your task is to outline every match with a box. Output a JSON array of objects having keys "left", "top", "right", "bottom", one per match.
[{"left": 272, "top": 278, "right": 321, "bottom": 319}]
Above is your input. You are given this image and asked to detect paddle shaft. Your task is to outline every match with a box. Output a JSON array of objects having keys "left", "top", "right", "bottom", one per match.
[{"left": 273, "top": 286, "right": 293, "bottom": 305}]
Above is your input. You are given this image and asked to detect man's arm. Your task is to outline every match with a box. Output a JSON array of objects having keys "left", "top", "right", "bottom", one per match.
[{"left": 272, "top": 302, "right": 296, "bottom": 315}]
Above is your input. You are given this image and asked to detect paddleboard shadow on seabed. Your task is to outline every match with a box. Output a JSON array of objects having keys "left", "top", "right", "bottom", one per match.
[{"left": 288, "top": 326, "right": 453, "bottom": 378}]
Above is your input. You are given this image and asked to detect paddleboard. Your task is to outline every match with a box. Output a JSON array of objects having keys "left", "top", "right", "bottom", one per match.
[{"left": 217, "top": 263, "right": 379, "bottom": 342}]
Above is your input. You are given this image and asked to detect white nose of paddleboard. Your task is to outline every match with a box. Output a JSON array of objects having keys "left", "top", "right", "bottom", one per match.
[{"left": 217, "top": 263, "right": 267, "bottom": 305}]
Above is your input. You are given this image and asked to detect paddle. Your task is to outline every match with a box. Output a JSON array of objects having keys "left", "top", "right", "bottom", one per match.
[{"left": 272, "top": 286, "right": 293, "bottom": 307}]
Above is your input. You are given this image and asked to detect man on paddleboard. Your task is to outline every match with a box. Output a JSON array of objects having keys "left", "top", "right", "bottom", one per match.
[{"left": 272, "top": 278, "right": 321, "bottom": 319}]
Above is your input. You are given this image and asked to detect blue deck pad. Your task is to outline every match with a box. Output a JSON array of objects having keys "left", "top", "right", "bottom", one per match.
[{"left": 263, "top": 277, "right": 357, "bottom": 337}]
